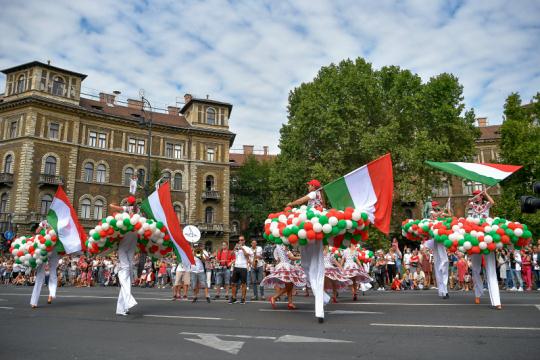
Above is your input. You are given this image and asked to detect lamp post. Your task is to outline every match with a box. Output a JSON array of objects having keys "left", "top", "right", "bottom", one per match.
[{"left": 139, "top": 89, "right": 153, "bottom": 196}]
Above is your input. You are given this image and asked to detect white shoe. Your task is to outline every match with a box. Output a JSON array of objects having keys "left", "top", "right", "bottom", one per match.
[
  {"left": 509, "top": 287, "right": 517, "bottom": 291},
  {"left": 517, "top": 288, "right": 523, "bottom": 292}
]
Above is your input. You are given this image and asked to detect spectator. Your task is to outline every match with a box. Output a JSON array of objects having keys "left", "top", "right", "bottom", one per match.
[
  {"left": 412, "top": 267, "right": 426, "bottom": 290},
  {"left": 214, "top": 241, "right": 233, "bottom": 300},
  {"left": 173, "top": 260, "right": 190, "bottom": 300},
  {"left": 390, "top": 275, "right": 402, "bottom": 291},
  {"left": 509, "top": 250, "right": 524, "bottom": 291},
  {"left": 533, "top": 246, "right": 540, "bottom": 290},
  {"left": 409, "top": 249, "right": 419, "bottom": 274},
  {"left": 385, "top": 248, "right": 397, "bottom": 285},
  {"left": 373, "top": 251, "right": 387, "bottom": 291},
  {"left": 419, "top": 248, "right": 433, "bottom": 288},
  {"left": 401, "top": 269, "right": 412, "bottom": 290},
  {"left": 249, "top": 240, "right": 265, "bottom": 301},
  {"left": 456, "top": 253, "right": 468, "bottom": 290},
  {"left": 229, "top": 236, "right": 253, "bottom": 304},
  {"left": 191, "top": 244, "right": 211, "bottom": 303},
  {"left": 521, "top": 249, "right": 532, "bottom": 291}
]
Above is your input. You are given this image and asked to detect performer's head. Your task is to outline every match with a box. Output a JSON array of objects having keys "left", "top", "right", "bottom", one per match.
[
  {"left": 126, "top": 195, "right": 136, "bottom": 205},
  {"left": 431, "top": 201, "right": 440, "bottom": 210},
  {"left": 306, "top": 179, "right": 321, "bottom": 191},
  {"left": 471, "top": 190, "right": 483, "bottom": 202}
]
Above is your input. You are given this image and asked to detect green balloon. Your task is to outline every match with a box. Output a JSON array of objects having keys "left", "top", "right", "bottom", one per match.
[
  {"left": 471, "top": 238, "right": 479, "bottom": 246},
  {"left": 337, "top": 220, "right": 347, "bottom": 229},
  {"left": 274, "top": 238, "right": 283, "bottom": 245},
  {"left": 299, "top": 238, "right": 308, "bottom": 246},
  {"left": 45, "top": 240, "right": 52, "bottom": 247},
  {"left": 443, "top": 239, "right": 452, "bottom": 248},
  {"left": 92, "top": 232, "right": 100, "bottom": 240},
  {"left": 123, "top": 218, "right": 131, "bottom": 226},
  {"left": 156, "top": 221, "right": 164, "bottom": 229},
  {"left": 482, "top": 249, "right": 490, "bottom": 255},
  {"left": 291, "top": 226, "right": 299, "bottom": 234},
  {"left": 361, "top": 213, "right": 368, "bottom": 221},
  {"left": 331, "top": 227, "right": 340, "bottom": 236},
  {"left": 523, "top": 230, "right": 532, "bottom": 238},
  {"left": 307, "top": 211, "right": 314, "bottom": 220},
  {"left": 299, "top": 221, "right": 305, "bottom": 229},
  {"left": 283, "top": 228, "right": 291, "bottom": 237},
  {"left": 319, "top": 216, "right": 328, "bottom": 225},
  {"left": 15, "top": 259, "right": 21, "bottom": 264},
  {"left": 102, "top": 219, "right": 107, "bottom": 223},
  {"left": 110, "top": 219, "right": 117, "bottom": 227}
]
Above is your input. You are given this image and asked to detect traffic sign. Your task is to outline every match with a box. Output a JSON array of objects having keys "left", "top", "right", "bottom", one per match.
[
  {"left": 3, "top": 231, "right": 14, "bottom": 241},
  {"left": 183, "top": 225, "right": 201, "bottom": 243}
]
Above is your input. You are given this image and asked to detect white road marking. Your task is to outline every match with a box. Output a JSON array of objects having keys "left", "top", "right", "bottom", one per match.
[
  {"left": 535, "top": 305, "right": 540, "bottom": 312},
  {"left": 340, "top": 302, "right": 537, "bottom": 307},
  {"left": 144, "top": 314, "right": 232, "bottom": 321},
  {"left": 180, "top": 332, "right": 276, "bottom": 340},
  {"left": 0, "top": 306, "right": 14, "bottom": 310},
  {"left": 184, "top": 334, "right": 245, "bottom": 355},
  {"left": 275, "top": 335, "right": 352, "bottom": 343},
  {"left": 370, "top": 323, "right": 540, "bottom": 331},
  {"left": 258, "top": 309, "right": 382, "bottom": 314}
]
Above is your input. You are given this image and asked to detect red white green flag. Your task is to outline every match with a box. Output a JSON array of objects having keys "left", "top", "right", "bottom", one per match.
[
  {"left": 141, "top": 182, "right": 195, "bottom": 265},
  {"left": 425, "top": 161, "right": 522, "bottom": 186}
]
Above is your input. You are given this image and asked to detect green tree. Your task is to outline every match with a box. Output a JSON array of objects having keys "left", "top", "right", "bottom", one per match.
[
  {"left": 150, "top": 160, "right": 161, "bottom": 188},
  {"left": 271, "top": 57, "right": 478, "bottom": 242},
  {"left": 492, "top": 92, "right": 540, "bottom": 235},
  {"left": 232, "top": 155, "right": 274, "bottom": 238}
]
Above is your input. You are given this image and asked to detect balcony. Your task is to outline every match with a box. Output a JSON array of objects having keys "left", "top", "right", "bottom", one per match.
[
  {"left": 197, "top": 223, "right": 225, "bottom": 234},
  {"left": 0, "top": 173, "right": 14, "bottom": 186},
  {"left": 38, "top": 174, "right": 64, "bottom": 186},
  {"left": 201, "top": 190, "right": 221, "bottom": 201}
]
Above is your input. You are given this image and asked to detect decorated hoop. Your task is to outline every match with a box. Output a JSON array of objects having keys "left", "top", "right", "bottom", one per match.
[{"left": 9, "top": 228, "right": 59, "bottom": 268}]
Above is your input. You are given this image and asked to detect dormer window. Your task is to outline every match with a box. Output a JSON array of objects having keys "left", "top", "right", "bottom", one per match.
[
  {"left": 52, "top": 75, "right": 65, "bottom": 96},
  {"left": 16, "top": 74, "right": 26, "bottom": 93},
  {"left": 206, "top": 108, "right": 216, "bottom": 125}
]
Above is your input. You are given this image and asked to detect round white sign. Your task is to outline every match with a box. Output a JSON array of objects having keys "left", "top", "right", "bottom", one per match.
[{"left": 183, "top": 225, "right": 201, "bottom": 243}]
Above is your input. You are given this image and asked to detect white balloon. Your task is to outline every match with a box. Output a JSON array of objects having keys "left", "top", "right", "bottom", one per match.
[
  {"left": 351, "top": 211, "right": 361, "bottom": 221},
  {"left": 484, "top": 226, "right": 492, "bottom": 233},
  {"left": 102, "top": 223, "right": 110, "bottom": 231},
  {"left": 452, "top": 225, "right": 460, "bottom": 232},
  {"left": 322, "top": 224, "right": 333, "bottom": 234},
  {"left": 496, "top": 242, "right": 504, "bottom": 249},
  {"left": 514, "top": 228, "right": 523, "bottom": 237},
  {"left": 458, "top": 246, "right": 465, "bottom": 253},
  {"left": 491, "top": 225, "right": 499, "bottom": 231},
  {"left": 345, "top": 220, "right": 352, "bottom": 229},
  {"left": 89, "top": 229, "right": 96, "bottom": 236},
  {"left": 272, "top": 229, "right": 280, "bottom": 237},
  {"left": 463, "top": 241, "right": 472, "bottom": 250},
  {"left": 298, "top": 213, "right": 308, "bottom": 222},
  {"left": 484, "top": 235, "right": 493, "bottom": 244},
  {"left": 264, "top": 219, "right": 271, "bottom": 224},
  {"left": 479, "top": 242, "right": 487, "bottom": 250},
  {"left": 313, "top": 223, "right": 323, "bottom": 233},
  {"left": 310, "top": 217, "right": 320, "bottom": 224},
  {"left": 278, "top": 214, "right": 287, "bottom": 223},
  {"left": 328, "top": 217, "right": 338, "bottom": 226},
  {"left": 298, "top": 229, "right": 307, "bottom": 239}
]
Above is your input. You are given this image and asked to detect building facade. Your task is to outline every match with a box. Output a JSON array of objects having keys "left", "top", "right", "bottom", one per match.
[{"left": 0, "top": 61, "right": 235, "bottom": 251}]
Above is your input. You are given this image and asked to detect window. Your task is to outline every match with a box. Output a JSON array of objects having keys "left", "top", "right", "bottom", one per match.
[
  {"left": 81, "top": 198, "right": 91, "bottom": 219},
  {"left": 205, "top": 175, "right": 214, "bottom": 191},
  {"left": 206, "top": 108, "right": 216, "bottom": 125},
  {"left": 173, "top": 173, "right": 182, "bottom": 190},
  {"left": 206, "top": 148, "right": 215, "bottom": 162},
  {"left": 96, "top": 164, "right": 106, "bottom": 183},
  {"left": 88, "top": 131, "right": 97, "bottom": 147},
  {"left": 137, "top": 139, "right": 145, "bottom": 154},
  {"left": 205, "top": 207, "right": 214, "bottom": 224},
  {"left": 463, "top": 181, "right": 483, "bottom": 195},
  {"left": 98, "top": 133, "right": 107, "bottom": 148},
  {"left": 9, "top": 121, "right": 18, "bottom": 138},
  {"left": 128, "top": 138, "right": 136, "bottom": 153},
  {"left": 137, "top": 169, "right": 145, "bottom": 186},
  {"left": 4, "top": 155, "right": 13, "bottom": 173},
  {"left": 94, "top": 199, "right": 104, "bottom": 219},
  {"left": 165, "top": 143, "right": 173, "bottom": 158},
  {"left": 162, "top": 171, "right": 171, "bottom": 182},
  {"left": 432, "top": 182, "right": 449, "bottom": 197},
  {"left": 44, "top": 156, "right": 57, "bottom": 175},
  {"left": 84, "top": 163, "right": 94, "bottom": 182},
  {"left": 52, "top": 76, "right": 65, "bottom": 96},
  {"left": 0, "top": 193, "right": 8, "bottom": 213},
  {"left": 40, "top": 194, "right": 53, "bottom": 215},
  {"left": 17, "top": 75, "right": 26, "bottom": 93},
  {"left": 40, "top": 70, "right": 48, "bottom": 90},
  {"left": 124, "top": 167, "right": 134, "bottom": 186},
  {"left": 231, "top": 221, "right": 239, "bottom": 233},
  {"left": 174, "top": 144, "right": 182, "bottom": 159},
  {"left": 174, "top": 205, "right": 183, "bottom": 224},
  {"left": 49, "top": 123, "right": 59, "bottom": 139}
]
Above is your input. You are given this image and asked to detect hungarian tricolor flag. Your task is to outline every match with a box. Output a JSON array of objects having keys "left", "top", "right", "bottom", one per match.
[
  {"left": 47, "top": 186, "right": 87, "bottom": 254},
  {"left": 141, "top": 182, "right": 195, "bottom": 265},
  {"left": 425, "top": 161, "right": 522, "bottom": 186},
  {"left": 324, "top": 153, "right": 394, "bottom": 234}
]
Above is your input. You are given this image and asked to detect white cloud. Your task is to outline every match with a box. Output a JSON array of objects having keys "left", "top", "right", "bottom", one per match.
[{"left": 1, "top": 0, "right": 538, "bottom": 153}]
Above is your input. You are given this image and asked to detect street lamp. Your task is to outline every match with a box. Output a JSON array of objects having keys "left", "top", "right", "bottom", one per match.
[{"left": 138, "top": 89, "right": 153, "bottom": 196}]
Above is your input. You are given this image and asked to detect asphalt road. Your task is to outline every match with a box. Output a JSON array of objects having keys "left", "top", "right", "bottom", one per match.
[{"left": 1, "top": 285, "right": 539, "bottom": 360}]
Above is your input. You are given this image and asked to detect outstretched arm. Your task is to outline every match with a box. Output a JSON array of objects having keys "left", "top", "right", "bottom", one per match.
[
  {"left": 109, "top": 203, "right": 124, "bottom": 212},
  {"left": 286, "top": 194, "right": 311, "bottom": 208}
]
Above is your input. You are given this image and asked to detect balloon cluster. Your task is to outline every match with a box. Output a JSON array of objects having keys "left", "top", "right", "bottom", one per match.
[
  {"left": 357, "top": 248, "right": 374, "bottom": 263},
  {"left": 401, "top": 219, "right": 435, "bottom": 242},
  {"left": 402, "top": 217, "right": 533, "bottom": 255},
  {"left": 263, "top": 206, "right": 370, "bottom": 247},
  {"left": 87, "top": 213, "right": 174, "bottom": 259},
  {"left": 9, "top": 228, "right": 59, "bottom": 268}
]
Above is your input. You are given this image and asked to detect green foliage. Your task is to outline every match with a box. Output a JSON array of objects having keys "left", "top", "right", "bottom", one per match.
[
  {"left": 151, "top": 160, "right": 161, "bottom": 187},
  {"left": 492, "top": 92, "right": 540, "bottom": 235},
  {"left": 271, "top": 57, "right": 478, "bottom": 239},
  {"left": 232, "top": 155, "right": 274, "bottom": 238}
]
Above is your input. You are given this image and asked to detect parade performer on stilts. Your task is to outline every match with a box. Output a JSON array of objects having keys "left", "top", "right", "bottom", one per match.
[
  {"left": 467, "top": 189, "right": 501, "bottom": 309},
  {"left": 323, "top": 245, "right": 351, "bottom": 303},
  {"left": 287, "top": 179, "right": 327, "bottom": 322},
  {"left": 29, "top": 186, "right": 86, "bottom": 308},
  {"left": 341, "top": 242, "right": 371, "bottom": 301},
  {"left": 263, "top": 244, "right": 306, "bottom": 309},
  {"left": 110, "top": 195, "right": 139, "bottom": 316},
  {"left": 424, "top": 200, "right": 451, "bottom": 299}
]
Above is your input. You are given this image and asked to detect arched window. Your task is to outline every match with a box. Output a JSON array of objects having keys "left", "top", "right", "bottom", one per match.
[
  {"left": 81, "top": 198, "right": 91, "bottom": 219},
  {"left": 205, "top": 175, "right": 214, "bottom": 191},
  {"left": 44, "top": 156, "right": 57, "bottom": 175},
  {"left": 137, "top": 169, "right": 145, "bottom": 187},
  {"left": 84, "top": 163, "right": 94, "bottom": 182},
  {"left": 231, "top": 221, "right": 240, "bottom": 234},
  {"left": 16, "top": 75, "right": 26, "bottom": 93},
  {"left": 94, "top": 199, "right": 104, "bottom": 219},
  {"left": 432, "top": 181, "right": 449, "bottom": 197},
  {"left": 162, "top": 171, "right": 171, "bottom": 183},
  {"left": 0, "top": 193, "right": 8, "bottom": 213},
  {"left": 206, "top": 108, "right": 216, "bottom": 125},
  {"left": 463, "top": 181, "right": 482, "bottom": 195},
  {"left": 174, "top": 205, "right": 183, "bottom": 224},
  {"left": 124, "top": 167, "right": 134, "bottom": 186},
  {"left": 40, "top": 194, "right": 53, "bottom": 215},
  {"left": 205, "top": 206, "right": 214, "bottom": 224},
  {"left": 52, "top": 76, "right": 65, "bottom": 96},
  {"left": 96, "top": 164, "right": 106, "bottom": 183},
  {"left": 174, "top": 173, "right": 182, "bottom": 190},
  {"left": 4, "top": 154, "right": 13, "bottom": 173}
]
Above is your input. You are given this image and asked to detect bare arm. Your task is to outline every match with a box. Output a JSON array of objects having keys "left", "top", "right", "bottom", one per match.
[
  {"left": 287, "top": 194, "right": 311, "bottom": 208},
  {"left": 483, "top": 191, "right": 495, "bottom": 206},
  {"left": 109, "top": 203, "right": 124, "bottom": 212}
]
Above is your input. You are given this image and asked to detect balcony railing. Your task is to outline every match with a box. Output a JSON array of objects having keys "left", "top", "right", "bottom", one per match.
[
  {"left": 201, "top": 190, "right": 221, "bottom": 201},
  {"left": 197, "top": 223, "right": 224, "bottom": 233},
  {"left": 0, "top": 172, "right": 14, "bottom": 185},
  {"left": 38, "top": 174, "right": 64, "bottom": 186}
]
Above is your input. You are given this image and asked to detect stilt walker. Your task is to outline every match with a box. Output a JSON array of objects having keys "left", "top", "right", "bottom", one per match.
[
  {"left": 424, "top": 200, "right": 451, "bottom": 299},
  {"left": 30, "top": 221, "right": 59, "bottom": 308}
]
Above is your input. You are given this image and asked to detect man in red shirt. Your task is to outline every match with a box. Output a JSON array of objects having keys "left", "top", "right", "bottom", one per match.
[{"left": 214, "top": 241, "right": 234, "bottom": 299}]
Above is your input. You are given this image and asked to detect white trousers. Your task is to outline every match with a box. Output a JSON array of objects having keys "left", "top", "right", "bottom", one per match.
[
  {"left": 471, "top": 253, "right": 501, "bottom": 306},
  {"left": 116, "top": 233, "right": 138, "bottom": 314},
  {"left": 30, "top": 251, "right": 59, "bottom": 306},
  {"left": 300, "top": 241, "right": 328, "bottom": 319},
  {"left": 426, "top": 239, "right": 449, "bottom": 296}
]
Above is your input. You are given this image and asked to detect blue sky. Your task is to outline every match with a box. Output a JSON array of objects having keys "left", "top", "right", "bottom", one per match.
[{"left": 1, "top": 0, "right": 539, "bottom": 153}]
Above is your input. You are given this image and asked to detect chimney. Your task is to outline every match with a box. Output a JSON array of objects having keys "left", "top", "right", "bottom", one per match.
[
  {"left": 99, "top": 92, "right": 116, "bottom": 106},
  {"left": 263, "top": 146, "right": 269, "bottom": 156},
  {"left": 184, "top": 93, "right": 193, "bottom": 104},
  {"left": 243, "top": 145, "right": 254, "bottom": 155},
  {"left": 477, "top": 117, "right": 488, "bottom": 127},
  {"left": 127, "top": 99, "right": 143, "bottom": 109},
  {"left": 167, "top": 106, "right": 179, "bottom": 116}
]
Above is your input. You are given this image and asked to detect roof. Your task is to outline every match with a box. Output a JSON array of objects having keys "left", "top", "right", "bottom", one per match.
[
  {"left": 229, "top": 152, "right": 276, "bottom": 167},
  {"left": 1, "top": 61, "right": 88, "bottom": 80},
  {"left": 477, "top": 125, "right": 501, "bottom": 141},
  {"left": 180, "top": 97, "right": 233, "bottom": 115}
]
